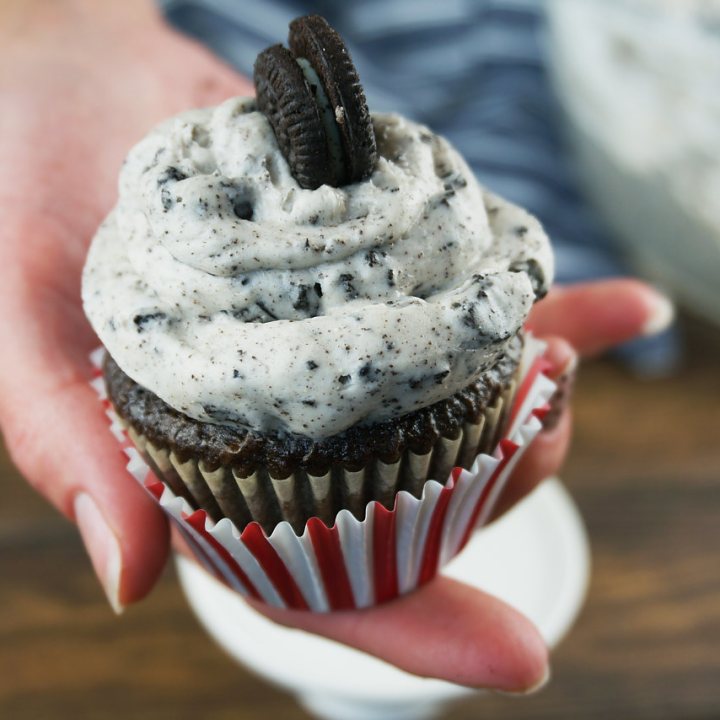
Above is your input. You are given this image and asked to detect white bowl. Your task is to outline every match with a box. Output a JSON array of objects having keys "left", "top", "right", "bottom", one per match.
[{"left": 546, "top": 0, "right": 720, "bottom": 325}]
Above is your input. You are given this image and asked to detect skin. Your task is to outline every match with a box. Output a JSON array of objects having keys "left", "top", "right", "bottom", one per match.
[{"left": 0, "top": 0, "right": 671, "bottom": 694}]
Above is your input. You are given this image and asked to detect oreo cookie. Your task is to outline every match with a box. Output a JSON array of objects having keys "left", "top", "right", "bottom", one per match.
[{"left": 254, "top": 15, "right": 377, "bottom": 190}]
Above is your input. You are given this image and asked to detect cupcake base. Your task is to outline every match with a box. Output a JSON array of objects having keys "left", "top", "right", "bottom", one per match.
[
  {"left": 103, "top": 336, "right": 523, "bottom": 534},
  {"left": 90, "top": 335, "right": 556, "bottom": 610}
]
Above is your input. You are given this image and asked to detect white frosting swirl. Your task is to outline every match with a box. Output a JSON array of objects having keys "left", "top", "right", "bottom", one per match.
[{"left": 82, "top": 97, "right": 553, "bottom": 438}]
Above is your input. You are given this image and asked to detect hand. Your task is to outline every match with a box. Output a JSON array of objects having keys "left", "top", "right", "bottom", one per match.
[{"left": 0, "top": 0, "right": 674, "bottom": 694}]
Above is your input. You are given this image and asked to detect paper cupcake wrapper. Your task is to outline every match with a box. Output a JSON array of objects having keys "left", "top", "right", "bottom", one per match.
[
  {"left": 90, "top": 336, "right": 555, "bottom": 611},
  {"left": 107, "top": 374, "right": 519, "bottom": 538}
]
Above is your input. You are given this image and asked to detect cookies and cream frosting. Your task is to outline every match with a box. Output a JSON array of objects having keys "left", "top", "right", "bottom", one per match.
[{"left": 82, "top": 97, "right": 553, "bottom": 438}]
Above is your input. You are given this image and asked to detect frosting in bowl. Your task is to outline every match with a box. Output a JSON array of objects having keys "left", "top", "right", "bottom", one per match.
[
  {"left": 82, "top": 97, "right": 553, "bottom": 438},
  {"left": 547, "top": 0, "right": 720, "bottom": 324}
]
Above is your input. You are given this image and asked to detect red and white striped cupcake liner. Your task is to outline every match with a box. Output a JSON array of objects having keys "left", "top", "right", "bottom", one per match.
[{"left": 90, "top": 336, "right": 555, "bottom": 611}]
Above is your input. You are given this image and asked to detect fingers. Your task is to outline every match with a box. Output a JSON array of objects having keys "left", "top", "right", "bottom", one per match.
[
  {"left": 527, "top": 279, "right": 674, "bottom": 357},
  {"left": 1, "top": 376, "right": 169, "bottom": 612},
  {"left": 487, "top": 278, "right": 673, "bottom": 519},
  {"left": 254, "top": 576, "right": 549, "bottom": 693},
  {"left": 497, "top": 278, "right": 674, "bottom": 516}
]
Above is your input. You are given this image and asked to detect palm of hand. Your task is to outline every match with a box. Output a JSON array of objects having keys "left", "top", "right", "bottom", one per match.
[{"left": 0, "top": 3, "right": 666, "bottom": 694}]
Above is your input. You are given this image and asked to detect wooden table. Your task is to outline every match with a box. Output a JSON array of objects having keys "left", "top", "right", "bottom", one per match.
[{"left": 2, "top": 315, "right": 719, "bottom": 720}]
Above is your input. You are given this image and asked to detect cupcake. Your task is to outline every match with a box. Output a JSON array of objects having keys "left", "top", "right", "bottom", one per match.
[{"left": 83, "top": 16, "right": 554, "bottom": 605}]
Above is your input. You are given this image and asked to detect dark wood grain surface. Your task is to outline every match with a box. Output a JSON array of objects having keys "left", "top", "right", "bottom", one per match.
[{"left": 1, "top": 315, "right": 719, "bottom": 720}]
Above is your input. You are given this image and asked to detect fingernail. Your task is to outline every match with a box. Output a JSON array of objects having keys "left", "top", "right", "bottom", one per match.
[
  {"left": 553, "top": 351, "right": 578, "bottom": 380},
  {"left": 543, "top": 354, "right": 577, "bottom": 431},
  {"left": 74, "top": 493, "right": 124, "bottom": 614},
  {"left": 642, "top": 290, "right": 675, "bottom": 337},
  {"left": 521, "top": 665, "right": 552, "bottom": 695},
  {"left": 497, "top": 666, "right": 551, "bottom": 696}
]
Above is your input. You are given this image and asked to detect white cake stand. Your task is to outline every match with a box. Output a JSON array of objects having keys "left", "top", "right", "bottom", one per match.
[{"left": 176, "top": 478, "right": 590, "bottom": 720}]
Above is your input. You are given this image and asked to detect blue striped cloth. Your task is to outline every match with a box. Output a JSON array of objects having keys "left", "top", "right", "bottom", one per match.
[{"left": 158, "top": 0, "right": 679, "bottom": 373}]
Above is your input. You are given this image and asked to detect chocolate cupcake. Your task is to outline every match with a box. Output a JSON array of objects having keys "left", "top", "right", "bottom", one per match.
[{"left": 82, "top": 17, "right": 553, "bottom": 540}]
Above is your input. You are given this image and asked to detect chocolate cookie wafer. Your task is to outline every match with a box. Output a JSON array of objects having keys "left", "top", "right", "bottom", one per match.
[
  {"left": 253, "top": 44, "right": 335, "bottom": 189},
  {"left": 254, "top": 15, "right": 377, "bottom": 189},
  {"left": 289, "top": 15, "right": 377, "bottom": 185}
]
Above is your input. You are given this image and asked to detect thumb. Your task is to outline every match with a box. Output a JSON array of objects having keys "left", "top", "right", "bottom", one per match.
[{"left": 1, "top": 368, "right": 169, "bottom": 613}]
